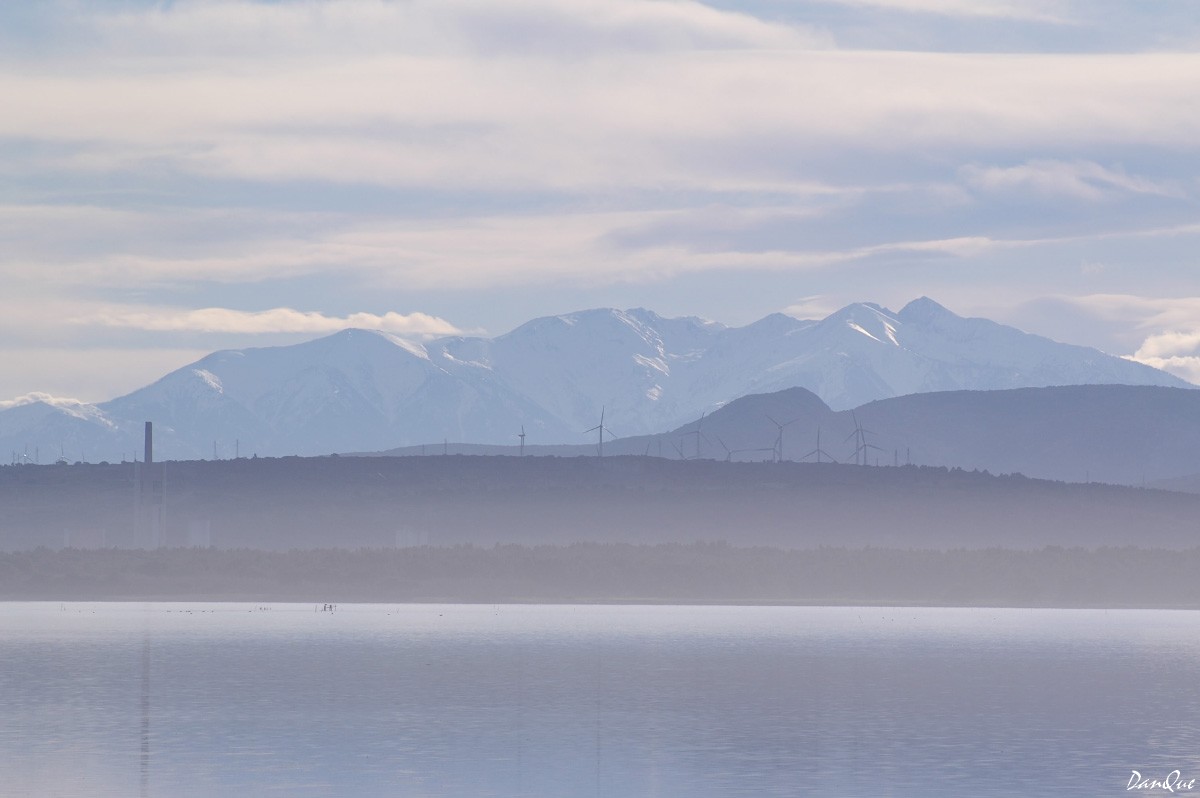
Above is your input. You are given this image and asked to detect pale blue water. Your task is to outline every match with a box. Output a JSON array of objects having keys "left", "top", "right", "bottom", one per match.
[{"left": 1, "top": 603, "right": 1198, "bottom": 797}]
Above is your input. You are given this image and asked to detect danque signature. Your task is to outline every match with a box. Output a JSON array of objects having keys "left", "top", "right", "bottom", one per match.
[{"left": 1129, "top": 770, "right": 1198, "bottom": 792}]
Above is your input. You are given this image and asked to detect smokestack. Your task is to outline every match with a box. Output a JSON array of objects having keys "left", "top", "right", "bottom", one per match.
[{"left": 144, "top": 421, "right": 153, "bottom": 465}]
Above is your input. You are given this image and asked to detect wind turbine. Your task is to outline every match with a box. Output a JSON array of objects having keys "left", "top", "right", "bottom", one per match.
[
  {"left": 583, "top": 407, "right": 617, "bottom": 457},
  {"left": 685, "top": 412, "right": 709, "bottom": 460},
  {"left": 716, "top": 436, "right": 733, "bottom": 463},
  {"left": 518, "top": 425, "right": 526, "bottom": 457},
  {"left": 766, "top": 415, "right": 800, "bottom": 463},
  {"left": 844, "top": 412, "right": 884, "bottom": 466},
  {"left": 859, "top": 421, "right": 884, "bottom": 466},
  {"left": 802, "top": 427, "right": 837, "bottom": 464}
]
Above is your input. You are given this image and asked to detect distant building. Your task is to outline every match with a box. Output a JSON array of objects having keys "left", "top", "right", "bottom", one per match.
[{"left": 134, "top": 422, "right": 165, "bottom": 548}]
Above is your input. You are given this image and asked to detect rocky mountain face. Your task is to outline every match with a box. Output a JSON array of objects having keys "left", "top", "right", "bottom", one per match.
[{"left": 0, "top": 298, "right": 1188, "bottom": 462}]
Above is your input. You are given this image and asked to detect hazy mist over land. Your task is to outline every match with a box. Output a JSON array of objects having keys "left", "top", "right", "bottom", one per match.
[
  {"left": 7, "top": 544, "right": 1200, "bottom": 608},
  {"left": 3, "top": 450, "right": 1200, "bottom": 607},
  {"left": 6, "top": 454, "right": 1200, "bottom": 553}
]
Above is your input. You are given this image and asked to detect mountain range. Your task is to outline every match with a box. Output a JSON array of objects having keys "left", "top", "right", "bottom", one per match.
[
  {"left": 411, "top": 384, "right": 1199, "bottom": 487},
  {"left": 1, "top": 297, "right": 1188, "bottom": 464}
]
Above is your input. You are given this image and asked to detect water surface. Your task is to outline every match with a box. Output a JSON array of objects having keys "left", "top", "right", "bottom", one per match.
[{"left": 1, "top": 603, "right": 1197, "bottom": 796}]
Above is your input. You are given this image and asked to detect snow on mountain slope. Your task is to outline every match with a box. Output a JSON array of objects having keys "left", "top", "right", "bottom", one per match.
[
  {"left": 438, "top": 308, "right": 726, "bottom": 437},
  {"left": 747, "top": 299, "right": 1185, "bottom": 409},
  {"left": 97, "top": 329, "right": 566, "bottom": 459},
  {"left": 0, "top": 397, "right": 118, "bottom": 464},
  {"left": 0, "top": 298, "right": 1190, "bottom": 462}
]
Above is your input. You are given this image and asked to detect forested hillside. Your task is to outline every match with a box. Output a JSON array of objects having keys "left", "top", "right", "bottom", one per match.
[{"left": 2, "top": 454, "right": 1197, "bottom": 551}]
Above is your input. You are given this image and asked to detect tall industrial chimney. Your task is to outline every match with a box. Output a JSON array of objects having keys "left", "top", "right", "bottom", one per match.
[{"left": 144, "top": 421, "right": 153, "bottom": 465}]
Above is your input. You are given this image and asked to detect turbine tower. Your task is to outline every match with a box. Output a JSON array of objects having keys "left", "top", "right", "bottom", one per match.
[
  {"left": 685, "top": 412, "right": 709, "bottom": 460},
  {"left": 844, "top": 411, "right": 884, "bottom": 466},
  {"left": 766, "top": 415, "right": 800, "bottom": 463},
  {"left": 518, "top": 425, "right": 526, "bottom": 457},
  {"left": 583, "top": 407, "right": 617, "bottom": 457},
  {"left": 802, "top": 427, "right": 837, "bottom": 464}
]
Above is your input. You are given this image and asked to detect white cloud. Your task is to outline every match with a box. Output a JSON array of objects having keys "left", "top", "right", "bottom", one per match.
[
  {"left": 4, "top": 0, "right": 1200, "bottom": 197},
  {"left": 0, "top": 347, "right": 215, "bottom": 405},
  {"left": 76, "top": 307, "right": 466, "bottom": 336},
  {"left": 961, "top": 160, "right": 1183, "bottom": 201},
  {"left": 1049, "top": 294, "right": 1200, "bottom": 385},
  {"left": 783, "top": 296, "right": 842, "bottom": 319},
  {"left": 1132, "top": 329, "right": 1200, "bottom": 360},
  {"left": 89, "top": 0, "right": 829, "bottom": 61},
  {"left": 1132, "top": 326, "right": 1200, "bottom": 385},
  {"left": 1, "top": 199, "right": 1180, "bottom": 296},
  {"left": 9, "top": 196, "right": 1200, "bottom": 307},
  {"left": 1129, "top": 355, "right": 1200, "bottom": 385},
  {"left": 0, "top": 392, "right": 91, "bottom": 411},
  {"left": 812, "top": 0, "right": 1069, "bottom": 22},
  {"left": 1065, "top": 294, "right": 1200, "bottom": 332}
]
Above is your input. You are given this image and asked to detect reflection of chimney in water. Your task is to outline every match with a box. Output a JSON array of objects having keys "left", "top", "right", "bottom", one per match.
[{"left": 144, "top": 421, "right": 153, "bottom": 465}]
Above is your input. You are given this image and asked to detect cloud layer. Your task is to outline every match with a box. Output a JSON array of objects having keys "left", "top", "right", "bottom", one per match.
[
  {"left": 79, "top": 307, "right": 465, "bottom": 336},
  {"left": 3, "top": 0, "right": 1200, "bottom": 399}
]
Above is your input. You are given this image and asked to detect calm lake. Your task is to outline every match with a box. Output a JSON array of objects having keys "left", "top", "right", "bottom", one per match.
[{"left": 2, "top": 603, "right": 1198, "bottom": 797}]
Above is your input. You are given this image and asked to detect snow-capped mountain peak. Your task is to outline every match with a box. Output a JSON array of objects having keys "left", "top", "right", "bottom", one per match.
[
  {"left": 1, "top": 299, "right": 1190, "bottom": 461},
  {"left": 897, "top": 296, "right": 955, "bottom": 323},
  {"left": 821, "top": 302, "right": 904, "bottom": 347}
]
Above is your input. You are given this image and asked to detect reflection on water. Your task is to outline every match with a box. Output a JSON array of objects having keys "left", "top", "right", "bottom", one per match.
[
  {"left": 141, "top": 626, "right": 150, "bottom": 798},
  {"left": 1, "top": 603, "right": 1199, "bottom": 797}
]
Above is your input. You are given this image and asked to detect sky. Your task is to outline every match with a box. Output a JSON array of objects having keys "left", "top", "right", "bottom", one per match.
[{"left": 4, "top": 0, "right": 1200, "bottom": 403}]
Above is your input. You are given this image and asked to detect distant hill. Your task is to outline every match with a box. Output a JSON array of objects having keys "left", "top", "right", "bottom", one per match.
[
  {"left": 3, "top": 454, "right": 1199, "bottom": 552},
  {"left": 372, "top": 384, "right": 1200, "bottom": 486},
  {"left": 1149, "top": 474, "right": 1200, "bottom": 494},
  {"left": 0, "top": 298, "right": 1187, "bottom": 462},
  {"left": 669, "top": 383, "right": 1200, "bottom": 486}
]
